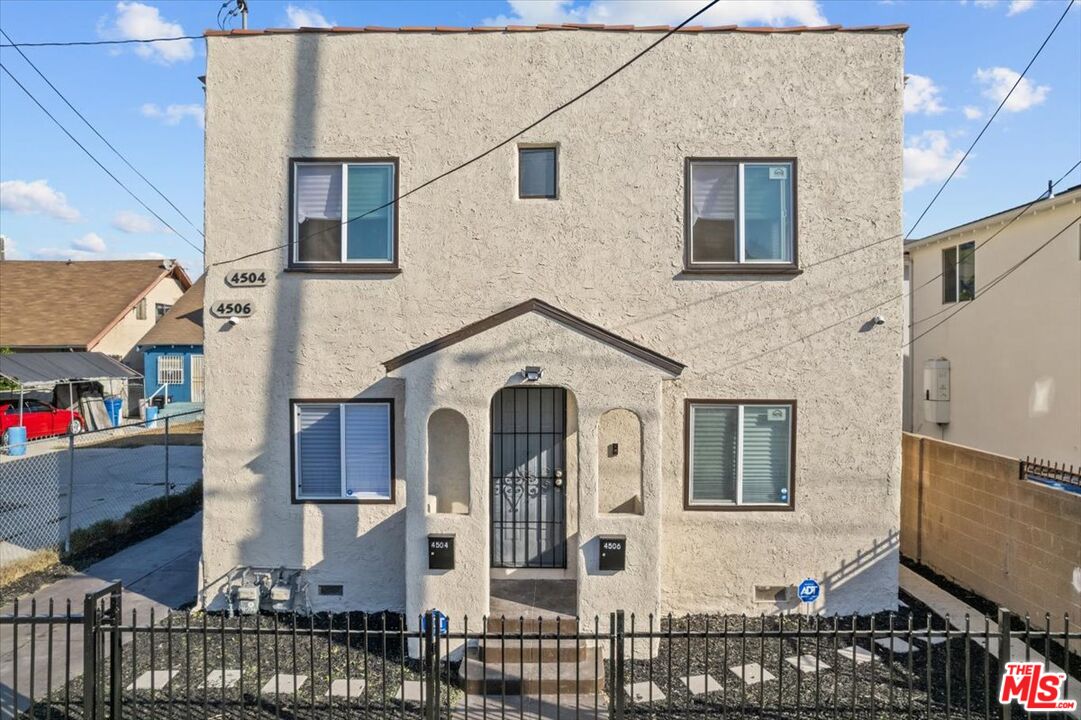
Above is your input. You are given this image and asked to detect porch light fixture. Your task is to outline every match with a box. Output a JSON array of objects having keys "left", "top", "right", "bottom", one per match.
[{"left": 521, "top": 366, "right": 543, "bottom": 382}]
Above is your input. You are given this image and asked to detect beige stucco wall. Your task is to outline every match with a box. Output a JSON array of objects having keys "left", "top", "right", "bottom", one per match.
[
  {"left": 93, "top": 275, "right": 187, "bottom": 372},
  {"left": 202, "top": 29, "right": 905, "bottom": 617},
  {"left": 906, "top": 196, "right": 1081, "bottom": 465}
]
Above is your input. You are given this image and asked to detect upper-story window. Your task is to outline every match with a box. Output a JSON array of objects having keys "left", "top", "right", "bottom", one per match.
[
  {"left": 942, "top": 241, "right": 975, "bottom": 303},
  {"left": 686, "top": 159, "right": 797, "bottom": 273},
  {"left": 519, "top": 147, "right": 558, "bottom": 199},
  {"left": 291, "top": 160, "right": 398, "bottom": 270}
]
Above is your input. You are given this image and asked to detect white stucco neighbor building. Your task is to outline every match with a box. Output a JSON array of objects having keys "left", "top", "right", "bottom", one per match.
[
  {"left": 200, "top": 22, "right": 907, "bottom": 625},
  {"left": 904, "top": 184, "right": 1081, "bottom": 466}
]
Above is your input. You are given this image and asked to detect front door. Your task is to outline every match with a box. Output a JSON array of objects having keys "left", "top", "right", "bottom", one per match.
[
  {"left": 190, "top": 355, "right": 205, "bottom": 403},
  {"left": 490, "top": 387, "right": 566, "bottom": 568}
]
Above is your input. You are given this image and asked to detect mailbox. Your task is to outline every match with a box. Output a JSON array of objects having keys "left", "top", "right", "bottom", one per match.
[
  {"left": 598, "top": 536, "right": 626, "bottom": 571},
  {"left": 428, "top": 535, "right": 454, "bottom": 570}
]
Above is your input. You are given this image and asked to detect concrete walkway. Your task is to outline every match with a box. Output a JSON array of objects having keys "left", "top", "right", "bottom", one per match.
[
  {"left": 900, "top": 565, "right": 1080, "bottom": 718},
  {"left": 0, "top": 512, "right": 200, "bottom": 718}
]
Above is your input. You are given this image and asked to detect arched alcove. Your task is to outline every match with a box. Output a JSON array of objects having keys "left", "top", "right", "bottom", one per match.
[
  {"left": 598, "top": 408, "right": 643, "bottom": 514},
  {"left": 427, "top": 408, "right": 470, "bottom": 514}
]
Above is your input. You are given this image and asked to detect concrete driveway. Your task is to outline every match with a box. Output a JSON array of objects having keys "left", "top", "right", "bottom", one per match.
[{"left": 0, "top": 512, "right": 201, "bottom": 718}]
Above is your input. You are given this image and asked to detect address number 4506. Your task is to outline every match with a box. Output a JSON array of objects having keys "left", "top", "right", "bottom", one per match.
[{"left": 211, "top": 301, "right": 254, "bottom": 318}]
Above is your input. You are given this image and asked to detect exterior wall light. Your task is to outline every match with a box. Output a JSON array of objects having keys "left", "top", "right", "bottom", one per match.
[{"left": 521, "top": 366, "right": 543, "bottom": 382}]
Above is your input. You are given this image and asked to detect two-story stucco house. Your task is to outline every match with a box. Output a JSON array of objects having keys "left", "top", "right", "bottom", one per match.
[{"left": 201, "top": 22, "right": 906, "bottom": 625}]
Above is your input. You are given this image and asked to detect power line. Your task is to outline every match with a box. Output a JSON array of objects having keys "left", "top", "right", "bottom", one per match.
[
  {"left": 0, "top": 27, "right": 205, "bottom": 241},
  {"left": 903, "top": 0, "right": 1075, "bottom": 240},
  {"left": 0, "top": 35, "right": 202, "bottom": 48},
  {"left": 0, "top": 62, "right": 205, "bottom": 258},
  {"left": 209, "top": 0, "right": 722, "bottom": 267}
]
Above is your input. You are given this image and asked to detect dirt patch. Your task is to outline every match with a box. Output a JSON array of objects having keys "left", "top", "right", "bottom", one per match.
[{"left": 82, "top": 421, "right": 203, "bottom": 449}]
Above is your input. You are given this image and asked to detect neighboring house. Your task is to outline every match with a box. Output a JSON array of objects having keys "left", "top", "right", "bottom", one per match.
[
  {"left": 0, "top": 259, "right": 192, "bottom": 372},
  {"left": 137, "top": 276, "right": 205, "bottom": 405},
  {"left": 904, "top": 184, "right": 1081, "bottom": 465},
  {"left": 201, "top": 23, "right": 905, "bottom": 623}
]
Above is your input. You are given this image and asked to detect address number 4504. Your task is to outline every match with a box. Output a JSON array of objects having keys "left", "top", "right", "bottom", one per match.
[{"left": 211, "top": 301, "right": 254, "bottom": 318}]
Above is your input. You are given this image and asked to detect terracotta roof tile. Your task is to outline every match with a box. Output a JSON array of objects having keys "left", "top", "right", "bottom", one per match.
[{"left": 204, "top": 23, "right": 907, "bottom": 38}]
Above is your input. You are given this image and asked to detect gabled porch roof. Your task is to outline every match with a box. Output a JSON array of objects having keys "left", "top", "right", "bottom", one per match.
[{"left": 382, "top": 298, "right": 685, "bottom": 376}]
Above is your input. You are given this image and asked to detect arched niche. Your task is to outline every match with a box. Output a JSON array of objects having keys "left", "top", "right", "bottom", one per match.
[
  {"left": 598, "top": 408, "right": 643, "bottom": 514},
  {"left": 427, "top": 408, "right": 470, "bottom": 514}
]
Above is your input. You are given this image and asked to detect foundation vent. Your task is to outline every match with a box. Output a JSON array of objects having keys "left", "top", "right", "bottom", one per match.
[
  {"left": 317, "top": 584, "right": 344, "bottom": 597},
  {"left": 754, "top": 585, "right": 793, "bottom": 604}
]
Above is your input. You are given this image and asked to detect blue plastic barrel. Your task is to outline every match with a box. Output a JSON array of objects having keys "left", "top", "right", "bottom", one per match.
[
  {"left": 145, "top": 406, "right": 159, "bottom": 429},
  {"left": 103, "top": 397, "right": 123, "bottom": 427},
  {"left": 4, "top": 425, "right": 28, "bottom": 456}
]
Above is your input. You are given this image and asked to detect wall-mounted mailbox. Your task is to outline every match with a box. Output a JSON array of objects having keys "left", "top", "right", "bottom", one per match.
[
  {"left": 428, "top": 535, "right": 454, "bottom": 570},
  {"left": 598, "top": 535, "right": 626, "bottom": 571}
]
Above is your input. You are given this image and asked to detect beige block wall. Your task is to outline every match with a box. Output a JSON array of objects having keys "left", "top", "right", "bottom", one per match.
[
  {"left": 906, "top": 197, "right": 1081, "bottom": 465},
  {"left": 900, "top": 432, "right": 1081, "bottom": 629},
  {"left": 202, "top": 29, "right": 904, "bottom": 616}
]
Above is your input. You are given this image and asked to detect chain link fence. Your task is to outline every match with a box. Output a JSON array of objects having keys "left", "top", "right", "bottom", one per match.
[{"left": 0, "top": 409, "right": 202, "bottom": 567}]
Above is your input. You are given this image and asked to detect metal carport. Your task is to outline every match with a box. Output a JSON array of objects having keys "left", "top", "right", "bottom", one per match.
[{"left": 0, "top": 352, "right": 141, "bottom": 428}]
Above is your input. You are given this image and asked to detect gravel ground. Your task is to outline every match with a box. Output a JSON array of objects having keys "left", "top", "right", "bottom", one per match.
[{"left": 20, "top": 596, "right": 1062, "bottom": 719}]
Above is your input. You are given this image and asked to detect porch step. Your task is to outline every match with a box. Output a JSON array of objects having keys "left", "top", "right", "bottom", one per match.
[
  {"left": 458, "top": 653, "right": 605, "bottom": 696},
  {"left": 486, "top": 616, "right": 579, "bottom": 635},
  {"left": 478, "top": 638, "right": 599, "bottom": 664}
]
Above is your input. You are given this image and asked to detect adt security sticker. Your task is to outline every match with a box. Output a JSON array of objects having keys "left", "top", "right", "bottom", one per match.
[{"left": 798, "top": 579, "right": 821, "bottom": 603}]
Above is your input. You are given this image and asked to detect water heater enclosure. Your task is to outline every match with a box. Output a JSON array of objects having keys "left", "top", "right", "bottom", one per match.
[{"left": 923, "top": 358, "right": 950, "bottom": 424}]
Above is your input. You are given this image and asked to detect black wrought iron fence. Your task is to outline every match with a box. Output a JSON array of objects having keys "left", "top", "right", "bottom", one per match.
[{"left": 2, "top": 585, "right": 1078, "bottom": 719}]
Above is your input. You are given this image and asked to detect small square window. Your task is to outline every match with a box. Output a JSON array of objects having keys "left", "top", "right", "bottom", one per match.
[
  {"left": 293, "top": 400, "right": 394, "bottom": 502},
  {"left": 519, "top": 147, "right": 557, "bottom": 199}
]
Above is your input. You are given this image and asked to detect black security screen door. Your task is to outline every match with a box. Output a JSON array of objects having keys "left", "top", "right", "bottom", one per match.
[{"left": 490, "top": 387, "right": 567, "bottom": 568}]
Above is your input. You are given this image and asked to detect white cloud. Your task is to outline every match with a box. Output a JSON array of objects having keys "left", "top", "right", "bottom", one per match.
[
  {"left": 285, "top": 4, "right": 334, "bottom": 27},
  {"left": 971, "top": 0, "right": 998, "bottom": 7},
  {"left": 483, "top": 0, "right": 827, "bottom": 27},
  {"left": 904, "top": 74, "right": 945, "bottom": 115},
  {"left": 903, "top": 130, "right": 966, "bottom": 192},
  {"left": 70, "top": 232, "right": 108, "bottom": 254},
  {"left": 112, "top": 210, "right": 162, "bottom": 234},
  {"left": 99, "top": 2, "right": 194, "bottom": 64},
  {"left": 1007, "top": 0, "right": 1035, "bottom": 14},
  {"left": 33, "top": 248, "right": 166, "bottom": 261},
  {"left": 0, "top": 179, "right": 81, "bottom": 222},
  {"left": 962, "top": 105, "right": 983, "bottom": 120},
  {"left": 141, "top": 102, "right": 205, "bottom": 128},
  {"left": 975, "top": 66, "right": 1049, "bottom": 113}
]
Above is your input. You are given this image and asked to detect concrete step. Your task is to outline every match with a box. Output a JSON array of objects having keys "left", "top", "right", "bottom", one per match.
[
  {"left": 478, "top": 638, "right": 599, "bottom": 664},
  {"left": 450, "top": 693, "right": 610, "bottom": 719},
  {"left": 458, "top": 654, "right": 605, "bottom": 696},
  {"left": 486, "top": 616, "right": 579, "bottom": 634}
]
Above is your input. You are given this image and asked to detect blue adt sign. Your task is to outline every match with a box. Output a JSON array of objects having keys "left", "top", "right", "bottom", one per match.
[{"left": 797, "top": 579, "right": 821, "bottom": 603}]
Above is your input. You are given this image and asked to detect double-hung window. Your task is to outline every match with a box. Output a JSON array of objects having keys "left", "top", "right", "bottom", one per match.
[
  {"left": 157, "top": 355, "right": 184, "bottom": 385},
  {"left": 292, "top": 400, "right": 394, "bottom": 502},
  {"left": 686, "top": 159, "right": 797, "bottom": 272},
  {"left": 291, "top": 160, "right": 398, "bottom": 269},
  {"left": 941, "top": 241, "right": 975, "bottom": 303},
  {"left": 686, "top": 400, "right": 795, "bottom": 509}
]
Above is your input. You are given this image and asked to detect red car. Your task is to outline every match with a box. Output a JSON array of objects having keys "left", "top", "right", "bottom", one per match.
[{"left": 1, "top": 399, "right": 85, "bottom": 443}]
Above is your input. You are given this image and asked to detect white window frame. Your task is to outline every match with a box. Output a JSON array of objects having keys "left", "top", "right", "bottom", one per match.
[
  {"left": 291, "top": 161, "right": 396, "bottom": 266},
  {"left": 292, "top": 400, "right": 394, "bottom": 502},
  {"left": 687, "top": 401, "right": 794, "bottom": 509},
  {"left": 687, "top": 160, "right": 795, "bottom": 266},
  {"left": 157, "top": 355, "right": 184, "bottom": 385}
]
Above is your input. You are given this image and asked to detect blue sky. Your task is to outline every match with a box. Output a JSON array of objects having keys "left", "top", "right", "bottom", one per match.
[{"left": 1, "top": 0, "right": 1078, "bottom": 275}]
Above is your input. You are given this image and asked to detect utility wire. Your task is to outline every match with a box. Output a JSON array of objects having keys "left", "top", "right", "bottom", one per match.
[
  {"left": 209, "top": 0, "right": 722, "bottom": 267},
  {"left": 903, "top": 0, "right": 1075, "bottom": 240},
  {"left": 0, "top": 35, "right": 202, "bottom": 48},
  {"left": 0, "top": 28, "right": 205, "bottom": 241},
  {"left": 0, "top": 62, "right": 205, "bottom": 258}
]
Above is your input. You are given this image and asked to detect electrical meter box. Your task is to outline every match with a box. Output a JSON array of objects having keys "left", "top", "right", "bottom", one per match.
[
  {"left": 923, "top": 358, "right": 950, "bottom": 424},
  {"left": 598, "top": 536, "right": 626, "bottom": 571},
  {"left": 428, "top": 535, "right": 454, "bottom": 570}
]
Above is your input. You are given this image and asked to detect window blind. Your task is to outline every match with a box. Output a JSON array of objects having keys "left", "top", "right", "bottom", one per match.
[
  {"left": 741, "top": 406, "right": 791, "bottom": 503},
  {"left": 690, "top": 405, "right": 737, "bottom": 502},
  {"left": 344, "top": 404, "right": 392, "bottom": 498},
  {"left": 296, "top": 165, "right": 342, "bottom": 222},
  {"left": 297, "top": 405, "right": 341, "bottom": 497},
  {"left": 691, "top": 164, "right": 737, "bottom": 221}
]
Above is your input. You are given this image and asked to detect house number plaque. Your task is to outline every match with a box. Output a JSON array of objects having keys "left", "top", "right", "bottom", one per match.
[
  {"left": 225, "top": 270, "right": 268, "bottom": 287},
  {"left": 210, "top": 300, "right": 255, "bottom": 318}
]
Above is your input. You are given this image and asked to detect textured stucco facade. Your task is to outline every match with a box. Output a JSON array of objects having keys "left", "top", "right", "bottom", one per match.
[
  {"left": 201, "top": 28, "right": 905, "bottom": 619},
  {"left": 905, "top": 189, "right": 1081, "bottom": 465}
]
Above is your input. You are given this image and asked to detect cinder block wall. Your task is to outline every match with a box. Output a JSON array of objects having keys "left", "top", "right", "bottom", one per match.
[{"left": 901, "top": 433, "right": 1081, "bottom": 629}]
